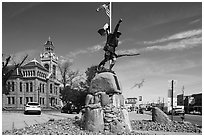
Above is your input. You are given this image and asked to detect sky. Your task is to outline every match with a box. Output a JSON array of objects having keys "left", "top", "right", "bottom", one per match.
[{"left": 2, "top": 2, "right": 202, "bottom": 103}]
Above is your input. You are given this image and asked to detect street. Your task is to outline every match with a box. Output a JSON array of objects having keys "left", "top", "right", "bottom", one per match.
[
  {"left": 2, "top": 111, "right": 81, "bottom": 132},
  {"left": 168, "top": 114, "right": 202, "bottom": 127},
  {"left": 143, "top": 110, "right": 202, "bottom": 127}
]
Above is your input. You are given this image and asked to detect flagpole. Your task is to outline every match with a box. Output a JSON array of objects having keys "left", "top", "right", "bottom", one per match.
[{"left": 109, "top": 2, "right": 112, "bottom": 33}]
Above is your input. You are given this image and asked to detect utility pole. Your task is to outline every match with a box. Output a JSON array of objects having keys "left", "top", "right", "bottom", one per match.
[
  {"left": 182, "top": 86, "right": 185, "bottom": 113},
  {"left": 171, "top": 80, "right": 174, "bottom": 121},
  {"left": 109, "top": 2, "right": 112, "bottom": 33}
]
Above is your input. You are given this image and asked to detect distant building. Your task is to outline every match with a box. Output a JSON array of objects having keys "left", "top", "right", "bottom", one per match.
[
  {"left": 125, "top": 98, "right": 137, "bottom": 109},
  {"left": 2, "top": 38, "right": 61, "bottom": 110},
  {"left": 167, "top": 89, "right": 177, "bottom": 113},
  {"left": 183, "top": 93, "right": 202, "bottom": 114},
  {"left": 125, "top": 98, "right": 137, "bottom": 104},
  {"left": 177, "top": 94, "right": 184, "bottom": 106}
]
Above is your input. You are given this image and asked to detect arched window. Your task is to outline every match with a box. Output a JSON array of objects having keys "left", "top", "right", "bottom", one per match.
[{"left": 44, "top": 64, "right": 49, "bottom": 70}]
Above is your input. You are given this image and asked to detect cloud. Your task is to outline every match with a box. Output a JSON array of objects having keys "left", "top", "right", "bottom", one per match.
[
  {"left": 116, "top": 55, "right": 201, "bottom": 79},
  {"left": 143, "top": 29, "right": 202, "bottom": 45},
  {"left": 67, "top": 50, "right": 87, "bottom": 58},
  {"left": 116, "top": 49, "right": 140, "bottom": 55},
  {"left": 120, "top": 31, "right": 201, "bottom": 54},
  {"left": 88, "top": 44, "right": 103, "bottom": 52},
  {"left": 58, "top": 56, "right": 73, "bottom": 64},
  {"left": 142, "top": 36, "right": 201, "bottom": 52},
  {"left": 65, "top": 44, "right": 104, "bottom": 58},
  {"left": 189, "top": 19, "right": 201, "bottom": 25}
]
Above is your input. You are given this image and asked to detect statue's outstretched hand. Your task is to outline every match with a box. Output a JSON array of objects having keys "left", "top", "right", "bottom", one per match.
[{"left": 119, "top": 19, "right": 122, "bottom": 23}]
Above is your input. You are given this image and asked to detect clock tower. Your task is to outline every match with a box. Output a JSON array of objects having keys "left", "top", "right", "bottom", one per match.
[{"left": 40, "top": 37, "right": 58, "bottom": 79}]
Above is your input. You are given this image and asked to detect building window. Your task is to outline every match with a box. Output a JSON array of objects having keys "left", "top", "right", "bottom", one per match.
[
  {"left": 50, "top": 84, "right": 52, "bottom": 93},
  {"left": 39, "top": 83, "right": 42, "bottom": 92},
  {"left": 8, "top": 97, "right": 11, "bottom": 104},
  {"left": 53, "top": 65, "right": 56, "bottom": 78},
  {"left": 20, "top": 97, "right": 23, "bottom": 104},
  {"left": 30, "top": 97, "right": 33, "bottom": 102},
  {"left": 33, "top": 70, "right": 35, "bottom": 76},
  {"left": 20, "top": 82, "right": 22, "bottom": 92},
  {"left": 42, "top": 84, "right": 45, "bottom": 93},
  {"left": 26, "top": 97, "right": 29, "bottom": 103},
  {"left": 7, "top": 82, "right": 11, "bottom": 91},
  {"left": 55, "top": 87, "right": 57, "bottom": 95},
  {"left": 26, "top": 83, "right": 29, "bottom": 92},
  {"left": 42, "top": 98, "right": 45, "bottom": 105},
  {"left": 39, "top": 97, "right": 41, "bottom": 105},
  {"left": 44, "top": 64, "right": 49, "bottom": 71},
  {"left": 12, "top": 97, "right": 15, "bottom": 104},
  {"left": 12, "top": 81, "right": 15, "bottom": 92},
  {"left": 30, "top": 82, "right": 33, "bottom": 92}
]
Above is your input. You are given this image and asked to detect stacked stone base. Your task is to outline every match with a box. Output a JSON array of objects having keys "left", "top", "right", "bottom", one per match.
[
  {"left": 83, "top": 72, "right": 132, "bottom": 134},
  {"left": 103, "top": 105, "right": 131, "bottom": 133}
]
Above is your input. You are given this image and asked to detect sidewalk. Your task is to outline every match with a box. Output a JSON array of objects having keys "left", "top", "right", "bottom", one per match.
[{"left": 129, "top": 112, "right": 152, "bottom": 121}]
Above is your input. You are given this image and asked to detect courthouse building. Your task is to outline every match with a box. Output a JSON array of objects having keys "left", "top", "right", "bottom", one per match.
[{"left": 2, "top": 38, "right": 61, "bottom": 110}]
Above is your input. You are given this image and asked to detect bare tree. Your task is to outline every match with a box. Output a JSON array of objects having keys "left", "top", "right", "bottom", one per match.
[
  {"left": 2, "top": 54, "right": 28, "bottom": 95},
  {"left": 58, "top": 60, "right": 81, "bottom": 89}
]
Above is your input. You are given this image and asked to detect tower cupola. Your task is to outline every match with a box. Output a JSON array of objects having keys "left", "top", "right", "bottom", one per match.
[{"left": 44, "top": 37, "right": 54, "bottom": 52}]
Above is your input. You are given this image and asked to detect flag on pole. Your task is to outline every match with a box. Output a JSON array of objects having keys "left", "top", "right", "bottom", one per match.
[{"left": 96, "top": 3, "right": 110, "bottom": 18}]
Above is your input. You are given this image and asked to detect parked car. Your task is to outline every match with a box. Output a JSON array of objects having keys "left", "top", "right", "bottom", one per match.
[
  {"left": 61, "top": 103, "right": 80, "bottom": 114},
  {"left": 169, "top": 108, "right": 185, "bottom": 115},
  {"left": 190, "top": 110, "right": 202, "bottom": 115},
  {"left": 174, "top": 108, "right": 185, "bottom": 115},
  {"left": 24, "top": 102, "right": 41, "bottom": 115}
]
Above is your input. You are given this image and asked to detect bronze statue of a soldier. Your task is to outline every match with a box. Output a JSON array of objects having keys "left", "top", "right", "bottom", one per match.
[{"left": 98, "top": 19, "right": 122, "bottom": 71}]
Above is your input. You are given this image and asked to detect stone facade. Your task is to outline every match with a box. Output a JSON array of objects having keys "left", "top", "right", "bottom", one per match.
[{"left": 2, "top": 38, "right": 61, "bottom": 110}]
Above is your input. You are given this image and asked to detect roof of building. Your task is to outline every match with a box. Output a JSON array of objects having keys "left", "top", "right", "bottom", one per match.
[{"left": 21, "top": 58, "right": 48, "bottom": 71}]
